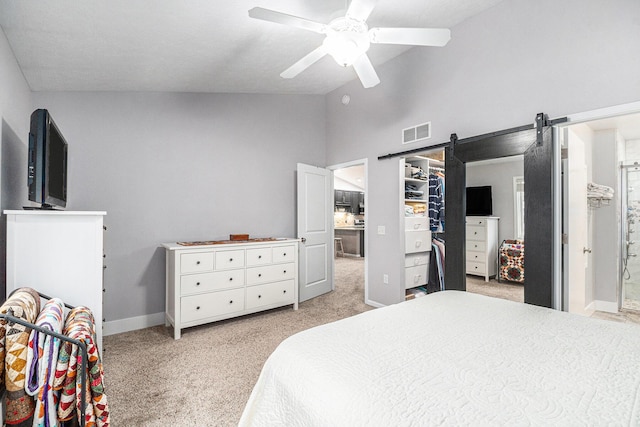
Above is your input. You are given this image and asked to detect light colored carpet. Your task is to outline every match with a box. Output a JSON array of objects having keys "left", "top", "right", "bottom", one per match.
[
  {"left": 466, "top": 275, "right": 524, "bottom": 303},
  {"left": 466, "top": 275, "right": 640, "bottom": 324},
  {"left": 102, "top": 256, "right": 369, "bottom": 426}
]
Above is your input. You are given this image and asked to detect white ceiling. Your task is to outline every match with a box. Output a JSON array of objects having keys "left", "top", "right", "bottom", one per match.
[
  {"left": 0, "top": 0, "right": 505, "bottom": 95},
  {"left": 334, "top": 164, "right": 365, "bottom": 190}
]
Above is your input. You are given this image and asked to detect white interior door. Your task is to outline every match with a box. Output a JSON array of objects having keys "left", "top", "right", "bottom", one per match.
[
  {"left": 564, "top": 128, "right": 591, "bottom": 315},
  {"left": 297, "top": 163, "right": 333, "bottom": 302}
]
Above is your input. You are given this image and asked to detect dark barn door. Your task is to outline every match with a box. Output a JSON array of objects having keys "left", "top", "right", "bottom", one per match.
[{"left": 445, "top": 121, "right": 554, "bottom": 308}]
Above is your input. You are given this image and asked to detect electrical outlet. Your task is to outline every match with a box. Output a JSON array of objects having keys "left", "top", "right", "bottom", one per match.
[
  {"left": 377, "top": 225, "right": 385, "bottom": 235},
  {"left": 383, "top": 274, "right": 389, "bottom": 284}
]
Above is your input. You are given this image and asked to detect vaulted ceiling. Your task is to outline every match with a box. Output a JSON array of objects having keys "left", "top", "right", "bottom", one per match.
[{"left": 0, "top": 0, "right": 506, "bottom": 95}]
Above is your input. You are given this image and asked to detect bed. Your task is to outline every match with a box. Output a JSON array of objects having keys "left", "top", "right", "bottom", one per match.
[{"left": 239, "top": 291, "right": 640, "bottom": 426}]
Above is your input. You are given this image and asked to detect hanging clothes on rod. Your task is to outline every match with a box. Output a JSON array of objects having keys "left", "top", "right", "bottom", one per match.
[
  {"left": 428, "top": 173, "right": 445, "bottom": 232},
  {"left": 427, "top": 237, "right": 445, "bottom": 293}
]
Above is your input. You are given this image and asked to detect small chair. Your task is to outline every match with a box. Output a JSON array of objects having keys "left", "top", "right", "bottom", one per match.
[{"left": 334, "top": 237, "right": 344, "bottom": 257}]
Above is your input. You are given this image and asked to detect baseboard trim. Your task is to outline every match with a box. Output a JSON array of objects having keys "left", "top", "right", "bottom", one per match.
[
  {"left": 594, "top": 300, "right": 618, "bottom": 314},
  {"left": 103, "top": 312, "right": 165, "bottom": 336},
  {"left": 365, "top": 299, "right": 385, "bottom": 308}
]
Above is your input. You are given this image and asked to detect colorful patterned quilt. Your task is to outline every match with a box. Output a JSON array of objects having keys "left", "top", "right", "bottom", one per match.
[
  {"left": 0, "top": 287, "right": 41, "bottom": 426},
  {"left": 53, "top": 307, "right": 109, "bottom": 427},
  {"left": 498, "top": 239, "right": 525, "bottom": 283},
  {"left": 26, "top": 298, "right": 65, "bottom": 427}
]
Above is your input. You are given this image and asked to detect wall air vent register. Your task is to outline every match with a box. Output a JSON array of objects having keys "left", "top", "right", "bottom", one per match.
[{"left": 402, "top": 122, "right": 431, "bottom": 144}]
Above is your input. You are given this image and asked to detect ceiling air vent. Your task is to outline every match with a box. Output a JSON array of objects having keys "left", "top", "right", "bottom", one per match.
[{"left": 402, "top": 122, "right": 431, "bottom": 144}]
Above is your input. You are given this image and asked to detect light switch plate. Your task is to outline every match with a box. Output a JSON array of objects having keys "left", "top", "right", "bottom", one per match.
[{"left": 377, "top": 226, "right": 385, "bottom": 235}]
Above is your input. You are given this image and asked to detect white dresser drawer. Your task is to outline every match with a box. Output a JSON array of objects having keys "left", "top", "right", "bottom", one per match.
[
  {"left": 466, "top": 225, "right": 485, "bottom": 241},
  {"left": 466, "top": 240, "right": 486, "bottom": 252},
  {"left": 466, "top": 261, "right": 487, "bottom": 275},
  {"left": 405, "top": 217, "right": 429, "bottom": 231},
  {"left": 272, "top": 245, "right": 295, "bottom": 263},
  {"left": 405, "top": 264, "right": 428, "bottom": 289},
  {"left": 215, "top": 249, "right": 245, "bottom": 270},
  {"left": 165, "top": 239, "right": 299, "bottom": 339},
  {"left": 246, "top": 279, "right": 295, "bottom": 310},
  {"left": 466, "top": 251, "right": 485, "bottom": 264},
  {"left": 466, "top": 217, "right": 486, "bottom": 226},
  {"left": 180, "top": 252, "right": 214, "bottom": 274},
  {"left": 405, "top": 253, "right": 429, "bottom": 268},
  {"left": 180, "top": 288, "right": 244, "bottom": 323},
  {"left": 246, "top": 248, "right": 272, "bottom": 266},
  {"left": 246, "top": 263, "right": 295, "bottom": 285},
  {"left": 405, "top": 230, "right": 431, "bottom": 254},
  {"left": 180, "top": 270, "right": 244, "bottom": 295}
]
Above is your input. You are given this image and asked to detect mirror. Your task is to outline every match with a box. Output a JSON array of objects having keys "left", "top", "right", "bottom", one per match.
[{"left": 513, "top": 176, "right": 525, "bottom": 240}]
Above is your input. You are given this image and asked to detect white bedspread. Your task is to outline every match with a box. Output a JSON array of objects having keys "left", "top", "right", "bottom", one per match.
[{"left": 239, "top": 291, "right": 640, "bottom": 426}]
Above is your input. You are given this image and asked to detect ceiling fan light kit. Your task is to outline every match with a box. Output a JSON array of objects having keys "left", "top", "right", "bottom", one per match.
[{"left": 248, "top": 0, "right": 451, "bottom": 89}]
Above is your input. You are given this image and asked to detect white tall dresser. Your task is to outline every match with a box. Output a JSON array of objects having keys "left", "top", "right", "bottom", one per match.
[
  {"left": 4, "top": 210, "right": 106, "bottom": 350},
  {"left": 465, "top": 216, "right": 500, "bottom": 282}
]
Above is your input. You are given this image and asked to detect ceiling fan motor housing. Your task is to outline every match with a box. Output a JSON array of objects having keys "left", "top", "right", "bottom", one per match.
[{"left": 323, "top": 17, "right": 370, "bottom": 67}]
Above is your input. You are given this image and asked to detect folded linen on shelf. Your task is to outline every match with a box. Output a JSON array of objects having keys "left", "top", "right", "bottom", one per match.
[
  {"left": 0, "top": 287, "right": 41, "bottom": 426},
  {"left": 587, "top": 182, "right": 614, "bottom": 199},
  {"left": 26, "top": 298, "right": 65, "bottom": 427}
]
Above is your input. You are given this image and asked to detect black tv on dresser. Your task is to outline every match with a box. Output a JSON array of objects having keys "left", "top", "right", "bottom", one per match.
[
  {"left": 27, "top": 109, "right": 68, "bottom": 209},
  {"left": 466, "top": 185, "right": 492, "bottom": 216}
]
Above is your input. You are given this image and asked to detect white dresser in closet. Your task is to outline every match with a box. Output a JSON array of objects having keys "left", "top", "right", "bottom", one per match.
[
  {"left": 465, "top": 216, "right": 499, "bottom": 282},
  {"left": 404, "top": 217, "right": 431, "bottom": 289}
]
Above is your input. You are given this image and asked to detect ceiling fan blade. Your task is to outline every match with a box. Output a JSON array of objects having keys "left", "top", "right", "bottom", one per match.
[
  {"left": 352, "top": 54, "right": 380, "bottom": 88},
  {"left": 281, "top": 45, "right": 328, "bottom": 79},
  {"left": 369, "top": 27, "right": 451, "bottom": 46},
  {"left": 248, "top": 7, "right": 326, "bottom": 34},
  {"left": 346, "top": 0, "right": 378, "bottom": 22}
]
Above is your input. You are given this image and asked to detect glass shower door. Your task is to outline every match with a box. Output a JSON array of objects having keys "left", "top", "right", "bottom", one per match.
[{"left": 622, "top": 165, "right": 640, "bottom": 311}]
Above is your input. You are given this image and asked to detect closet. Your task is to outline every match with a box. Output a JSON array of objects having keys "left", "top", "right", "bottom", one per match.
[{"left": 402, "top": 152, "right": 445, "bottom": 299}]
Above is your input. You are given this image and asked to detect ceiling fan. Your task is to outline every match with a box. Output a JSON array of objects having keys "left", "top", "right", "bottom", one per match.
[{"left": 248, "top": 0, "right": 451, "bottom": 88}]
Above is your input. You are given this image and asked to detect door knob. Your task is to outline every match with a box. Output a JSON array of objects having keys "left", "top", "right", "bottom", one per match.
[{"left": 583, "top": 247, "right": 592, "bottom": 253}]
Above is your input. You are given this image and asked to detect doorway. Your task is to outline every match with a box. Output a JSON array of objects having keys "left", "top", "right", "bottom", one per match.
[
  {"left": 329, "top": 159, "right": 368, "bottom": 304},
  {"left": 465, "top": 156, "right": 525, "bottom": 304},
  {"left": 559, "top": 104, "right": 640, "bottom": 315}
]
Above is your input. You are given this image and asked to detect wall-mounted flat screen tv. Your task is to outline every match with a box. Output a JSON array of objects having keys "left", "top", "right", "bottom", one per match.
[
  {"left": 28, "top": 109, "right": 68, "bottom": 209},
  {"left": 466, "top": 185, "right": 492, "bottom": 216}
]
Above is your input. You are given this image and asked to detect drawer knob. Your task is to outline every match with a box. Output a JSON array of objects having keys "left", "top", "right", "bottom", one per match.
[
  {"left": 283, "top": 270, "right": 287, "bottom": 274},
  {"left": 229, "top": 258, "right": 233, "bottom": 262},
  {"left": 475, "top": 266, "right": 478, "bottom": 269},
  {"left": 229, "top": 277, "right": 233, "bottom": 281},
  {"left": 258, "top": 273, "right": 262, "bottom": 277},
  {"left": 196, "top": 306, "right": 200, "bottom": 310},
  {"left": 258, "top": 295, "right": 262, "bottom": 298},
  {"left": 196, "top": 261, "right": 201, "bottom": 265},
  {"left": 258, "top": 255, "right": 262, "bottom": 259},
  {"left": 229, "top": 300, "right": 233, "bottom": 304},
  {"left": 196, "top": 282, "right": 201, "bottom": 286},
  {"left": 474, "top": 232, "right": 477, "bottom": 235},
  {"left": 283, "top": 290, "right": 287, "bottom": 294}
]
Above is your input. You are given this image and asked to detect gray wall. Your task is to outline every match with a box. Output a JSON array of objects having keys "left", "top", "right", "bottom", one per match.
[
  {"left": 30, "top": 92, "right": 326, "bottom": 322},
  {"left": 0, "top": 27, "right": 32, "bottom": 300},
  {"left": 325, "top": 0, "right": 640, "bottom": 305},
  {"left": 466, "top": 157, "right": 524, "bottom": 245},
  {"left": 592, "top": 129, "right": 621, "bottom": 304}
]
